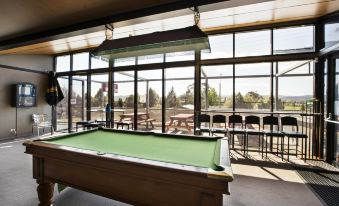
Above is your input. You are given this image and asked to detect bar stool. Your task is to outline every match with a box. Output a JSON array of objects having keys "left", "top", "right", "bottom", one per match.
[
  {"left": 195, "top": 114, "right": 211, "bottom": 136},
  {"left": 245, "top": 115, "right": 264, "bottom": 154},
  {"left": 281, "top": 116, "right": 308, "bottom": 162},
  {"left": 211, "top": 115, "right": 227, "bottom": 136},
  {"left": 262, "top": 116, "right": 285, "bottom": 159},
  {"left": 228, "top": 114, "right": 246, "bottom": 151}
]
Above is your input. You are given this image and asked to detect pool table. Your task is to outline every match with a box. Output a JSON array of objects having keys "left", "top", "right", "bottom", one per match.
[{"left": 23, "top": 128, "right": 233, "bottom": 206}]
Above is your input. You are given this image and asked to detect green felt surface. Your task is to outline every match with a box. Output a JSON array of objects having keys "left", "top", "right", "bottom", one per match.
[{"left": 44, "top": 130, "right": 220, "bottom": 169}]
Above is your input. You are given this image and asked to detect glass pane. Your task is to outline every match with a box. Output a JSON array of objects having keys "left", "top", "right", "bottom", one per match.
[
  {"left": 56, "top": 55, "right": 70, "bottom": 72},
  {"left": 165, "top": 51, "right": 194, "bottom": 62},
  {"left": 277, "top": 76, "right": 313, "bottom": 111},
  {"left": 274, "top": 26, "right": 314, "bottom": 54},
  {"left": 114, "top": 57, "right": 136, "bottom": 67},
  {"left": 137, "top": 70, "right": 163, "bottom": 132},
  {"left": 73, "top": 52, "right": 89, "bottom": 71},
  {"left": 114, "top": 71, "right": 134, "bottom": 81},
  {"left": 278, "top": 60, "right": 314, "bottom": 75},
  {"left": 201, "top": 34, "right": 233, "bottom": 59},
  {"left": 235, "top": 63, "right": 271, "bottom": 76},
  {"left": 91, "top": 56, "right": 109, "bottom": 69},
  {"left": 113, "top": 71, "right": 135, "bottom": 123},
  {"left": 72, "top": 76, "right": 87, "bottom": 128},
  {"left": 235, "top": 77, "right": 271, "bottom": 111},
  {"left": 325, "top": 23, "right": 339, "bottom": 48},
  {"left": 235, "top": 30, "right": 271, "bottom": 57},
  {"left": 91, "top": 74, "right": 109, "bottom": 121},
  {"left": 234, "top": 62, "right": 271, "bottom": 111},
  {"left": 138, "top": 54, "right": 164, "bottom": 65},
  {"left": 165, "top": 67, "right": 194, "bottom": 134},
  {"left": 166, "top": 67, "right": 194, "bottom": 79},
  {"left": 201, "top": 65, "right": 233, "bottom": 111},
  {"left": 202, "top": 65, "right": 233, "bottom": 78},
  {"left": 56, "top": 77, "right": 68, "bottom": 130}
]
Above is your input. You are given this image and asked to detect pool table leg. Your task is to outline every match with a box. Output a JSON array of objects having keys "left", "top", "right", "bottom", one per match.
[
  {"left": 201, "top": 193, "right": 223, "bottom": 206},
  {"left": 37, "top": 180, "right": 54, "bottom": 206}
]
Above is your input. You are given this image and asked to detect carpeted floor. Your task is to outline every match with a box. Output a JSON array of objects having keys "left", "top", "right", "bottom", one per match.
[
  {"left": 0, "top": 135, "right": 331, "bottom": 206},
  {"left": 0, "top": 137, "right": 129, "bottom": 206}
]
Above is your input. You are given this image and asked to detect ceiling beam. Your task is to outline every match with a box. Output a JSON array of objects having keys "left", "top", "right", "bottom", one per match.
[{"left": 0, "top": 0, "right": 230, "bottom": 51}]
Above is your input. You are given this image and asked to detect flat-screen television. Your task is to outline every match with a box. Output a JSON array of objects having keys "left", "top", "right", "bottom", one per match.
[{"left": 11, "top": 83, "right": 36, "bottom": 107}]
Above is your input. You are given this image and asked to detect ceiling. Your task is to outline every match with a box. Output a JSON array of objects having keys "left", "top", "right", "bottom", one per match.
[
  {"left": 0, "top": 0, "right": 178, "bottom": 41},
  {"left": 1, "top": 0, "right": 339, "bottom": 55}
]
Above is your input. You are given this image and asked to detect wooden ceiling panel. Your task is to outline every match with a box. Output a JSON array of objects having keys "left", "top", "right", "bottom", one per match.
[{"left": 1, "top": 0, "right": 339, "bottom": 55}]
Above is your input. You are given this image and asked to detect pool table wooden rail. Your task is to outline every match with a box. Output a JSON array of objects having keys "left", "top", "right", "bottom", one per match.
[{"left": 23, "top": 129, "right": 233, "bottom": 206}]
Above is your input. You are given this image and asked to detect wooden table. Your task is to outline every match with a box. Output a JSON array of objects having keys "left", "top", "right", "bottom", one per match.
[
  {"left": 166, "top": 113, "right": 194, "bottom": 132},
  {"left": 119, "top": 112, "right": 154, "bottom": 129}
]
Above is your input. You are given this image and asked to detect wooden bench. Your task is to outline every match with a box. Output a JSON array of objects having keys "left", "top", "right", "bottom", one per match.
[
  {"left": 116, "top": 119, "right": 133, "bottom": 130},
  {"left": 138, "top": 119, "right": 155, "bottom": 129},
  {"left": 166, "top": 120, "right": 194, "bottom": 133}
]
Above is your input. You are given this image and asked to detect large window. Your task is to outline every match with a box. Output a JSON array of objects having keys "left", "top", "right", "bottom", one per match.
[
  {"left": 274, "top": 25, "right": 314, "bottom": 54},
  {"left": 235, "top": 30, "right": 271, "bottom": 57},
  {"left": 54, "top": 21, "right": 318, "bottom": 136},
  {"left": 235, "top": 63, "right": 271, "bottom": 111}
]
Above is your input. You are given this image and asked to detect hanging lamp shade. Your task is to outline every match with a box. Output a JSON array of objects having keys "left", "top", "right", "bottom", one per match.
[{"left": 91, "top": 25, "right": 210, "bottom": 59}]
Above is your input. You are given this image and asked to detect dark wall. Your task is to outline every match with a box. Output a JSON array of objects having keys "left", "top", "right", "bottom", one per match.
[{"left": 0, "top": 55, "right": 53, "bottom": 139}]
